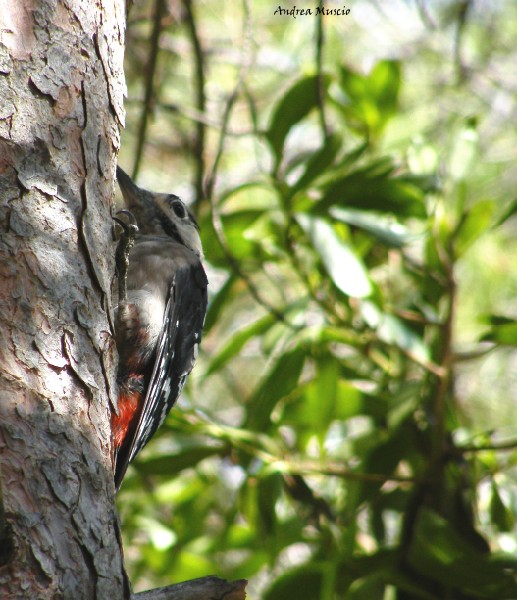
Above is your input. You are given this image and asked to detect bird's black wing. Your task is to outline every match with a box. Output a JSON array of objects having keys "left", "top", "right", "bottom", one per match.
[{"left": 114, "top": 261, "right": 208, "bottom": 490}]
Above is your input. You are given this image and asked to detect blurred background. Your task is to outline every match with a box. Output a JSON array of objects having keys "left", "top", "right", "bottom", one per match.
[{"left": 116, "top": 1, "right": 517, "bottom": 598}]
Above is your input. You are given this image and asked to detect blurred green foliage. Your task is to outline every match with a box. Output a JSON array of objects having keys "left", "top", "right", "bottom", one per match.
[{"left": 117, "top": 1, "right": 517, "bottom": 598}]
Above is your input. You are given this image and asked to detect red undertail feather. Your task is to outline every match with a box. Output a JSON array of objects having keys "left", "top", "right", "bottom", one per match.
[{"left": 112, "top": 386, "right": 142, "bottom": 449}]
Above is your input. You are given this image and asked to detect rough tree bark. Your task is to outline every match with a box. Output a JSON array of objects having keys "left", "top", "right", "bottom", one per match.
[
  {"left": 0, "top": 2, "right": 247, "bottom": 598},
  {"left": 0, "top": 0, "right": 127, "bottom": 597}
]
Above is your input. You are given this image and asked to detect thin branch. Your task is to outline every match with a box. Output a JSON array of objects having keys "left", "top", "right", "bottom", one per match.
[
  {"left": 204, "top": 0, "right": 252, "bottom": 199},
  {"left": 399, "top": 347, "right": 446, "bottom": 378},
  {"left": 176, "top": 412, "right": 419, "bottom": 484},
  {"left": 415, "top": 0, "right": 438, "bottom": 29},
  {"left": 132, "top": 576, "right": 247, "bottom": 600},
  {"left": 132, "top": 0, "right": 167, "bottom": 179},
  {"left": 161, "top": 102, "right": 260, "bottom": 136},
  {"left": 284, "top": 232, "right": 345, "bottom": 327},
  {"left": 283, "top": 473, "right": 335, "bottom": 522},
  {"left": 203, "top": 2, "right": 289, "bottom": 323},
  {"left": 315, "top": 0, "right": 329, "bottom": 140},
  {"left": 452, "top": 345, "right": 495, "bottom": 363},
  {"left": 431, "top": 236, "right": 456, "bottom": 464},
  {"left": 454, "top": 0, "right": 472, "bottom": 83},
  {"left": 393, "top": 308, "right": 440, "bottom": 326},
  {"left": 459, "top": 438, "right": 517, "bottom": 454},
  {"left": 289, "top": 460, "right": 418, "bottom": 484},
  {"left": 212, "top": 214, "right": 287, "bottom": 322},
  {"left": 183, "top": 0, "right": 206, "bottom": 213},
  {"left": 399, "top": 234, "right": 457, "bottom": 560}
]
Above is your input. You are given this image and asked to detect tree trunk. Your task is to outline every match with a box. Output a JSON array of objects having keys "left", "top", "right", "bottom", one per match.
[{"left": 0, "top": 0, "right": 127, "bottom": 597}]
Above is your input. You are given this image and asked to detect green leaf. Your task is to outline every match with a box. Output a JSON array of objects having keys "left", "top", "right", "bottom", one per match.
[
  {"left": 286, "top": 379, "right": 386, "bottom": 429},
  {"left": 319, "top": 170, "right": 426, "bottom": 218},
  {"left": 340, "top": 552, "right": 440, "bottom": 599},
  {"left": 246, "top": 348, "right": 306, "bottom": 430},
  {"left": 297, "top": 214, "right": 372, "bottom": 298},
  {"left": 331, "top": 207, "right": 417, "bottom": 248},
  {"left": 218, "top": 181, "right": 277, "bottom": 210},
  {"left": 266, "top": 74, "right": 331, "bottom": 166},
  {"left": 229, "top": 550, "right": 270, "bottom": 580},
  {"left": 407, "top": 137, "right": 439, "bottom": 175},
  {"left": 333, "top": 141, "right": 369, "bottom": 171},
  {"left": 257, "top": 473, "right": 282, "bottom": 534},
  {"left": 449, "top": 121, "right": 479, "bottom": 181},
  {"left": 481, "top": 315, "right": 517, "bottom": 346},
  {"left": 492, "top": 196, "right": 517, "bottom": 229},
  {"left": 335, "top": 382, "right": 386, "bottom": 421},
  {"left": 290, "top": 132, "right": 342, "bottom": 195},
  {"left": 387, "top": 383, "right": 421, "bottom": 430},
  {"left": 361, "top": 301, "right": 430, "bottom": 363},
  {"left": 304, "top": 353, "right": 338, "bottom": 435},
  {"left": 263, "top": 563, "right": 326, "bottom": 600},
  {"left": 135, "top": 445, "right": 222, "bottom": 477},
  {"left": 176, "top": 550, "right": 216, "bottom": 582},
  {"left": 199, "top": 210, "right": 265, "bottom": 267},
  {"left": 351, "top": 429, "right": 407, "bottom": 506},
  {"left": 346, "top": 576, "right": 386, "bottom": 600},
  {"left": 136, "top": 516, "right": 177, "bottom": 550},
  {"left": 369, "top": 59, "right": 401, "bottom": 113},
  {"left": 223, "top": 210, "right": 267, "bottom": 259},
  {"left": 205, "top": 313, "right": 277, "bottom": 376},
  {"left": 455, "top": 200, "right": 495, "bottom": 256},
  {"left": 288, "top": 322, "right": 362, "bottom": 349},
  {"left": 408, "top": 508, "right": 517, "bottom": 598},
  {"left": 490, "top": 480, "right": 515, "bottom": 532},
  {"left": 333, "top": 60, "right": 401, "bottom": 137},
  {"left": 203, "top": 273, "right": 237, "bottom": 332},
  {"left": 338, "top": 64, "right": 368, "bottom": 101}
]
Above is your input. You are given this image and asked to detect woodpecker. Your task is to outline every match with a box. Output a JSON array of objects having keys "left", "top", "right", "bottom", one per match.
[{"left": 112, "top": 167, "right": 208, "bottom": 490}]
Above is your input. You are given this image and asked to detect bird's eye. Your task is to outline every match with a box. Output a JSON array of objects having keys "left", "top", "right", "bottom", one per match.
[{"left": 172, "top": 201, "right": 186, "bottom": 219}]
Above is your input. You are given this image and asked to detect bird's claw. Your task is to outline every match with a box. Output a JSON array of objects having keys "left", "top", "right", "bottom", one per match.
[
  {"left": 114, "top": 209, "right": 139, "bottom": 238},
  {"left": 114, "top": 210, "right": 139, "bottom": 303}
]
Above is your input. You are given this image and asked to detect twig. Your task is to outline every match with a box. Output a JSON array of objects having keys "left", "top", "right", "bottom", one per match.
[
  {"left": 204, "top": 0, "right": 251, "bottom": 199},
  {"left": 161, "top": 102, "right": 259, "bottom": 136},
  {"left": 132, "top": 0, "right": 167, "bottom": 179},
  {"left": 454, "top": 0, "right": 472, "bottom": 83},
  {"left": 393, "top": 308, "right": 440, "bottom": 326},
  {"left": 283, "top": 473, "right": 335, "bottom": 522},
  {"left": 183, "top": 0, "right": 206, "bottom": 212},
  {"left": 398, "top": 347, "right": 446, "bottom": 378},
  {"left": 398, "top": 233, "right": 457, "bottom": 562},
  {"left": 414, "top": 0, "right": 437, "bottom": 29},
  {"left": 290, "top": 460, "right": 418, "bottom": 484},
  {"left": 203, "top": 2, "right": 289, "bottom": 323},
  {"left": 452, "top": 346, "right": 495, "bottom": 363},
  {"left": 175, "top": 412, "right": 419, "bottom": 484},
  {"left": 132, "top": 576, "right": 247, "bottom": 600},
  {"left": 211, "top": 211, "right": 287, "bottom": 322},
  {"left": 430, "top": 234, "right": 456, "bottom": 464},
  {"left": 459, "top": 438, "right": 517, "bottom": 454},
  {"left": 284, "top": 232, "right": 344, "bottom": 327},
  {"left": 315, "top": 1, "right": 329, "bottom": 140}
]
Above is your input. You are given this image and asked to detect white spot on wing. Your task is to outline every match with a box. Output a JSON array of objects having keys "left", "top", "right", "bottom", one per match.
[
  {"left": 162, "top": 378, "right": 171, "bottom": 398},
  {"left": 159, "top": 402, "right": 168, "bottom": 427}
]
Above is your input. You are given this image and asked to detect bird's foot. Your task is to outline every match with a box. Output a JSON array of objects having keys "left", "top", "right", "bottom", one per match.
[{"left": 114, "top": 209, "right": 139, "bottom": 303}]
